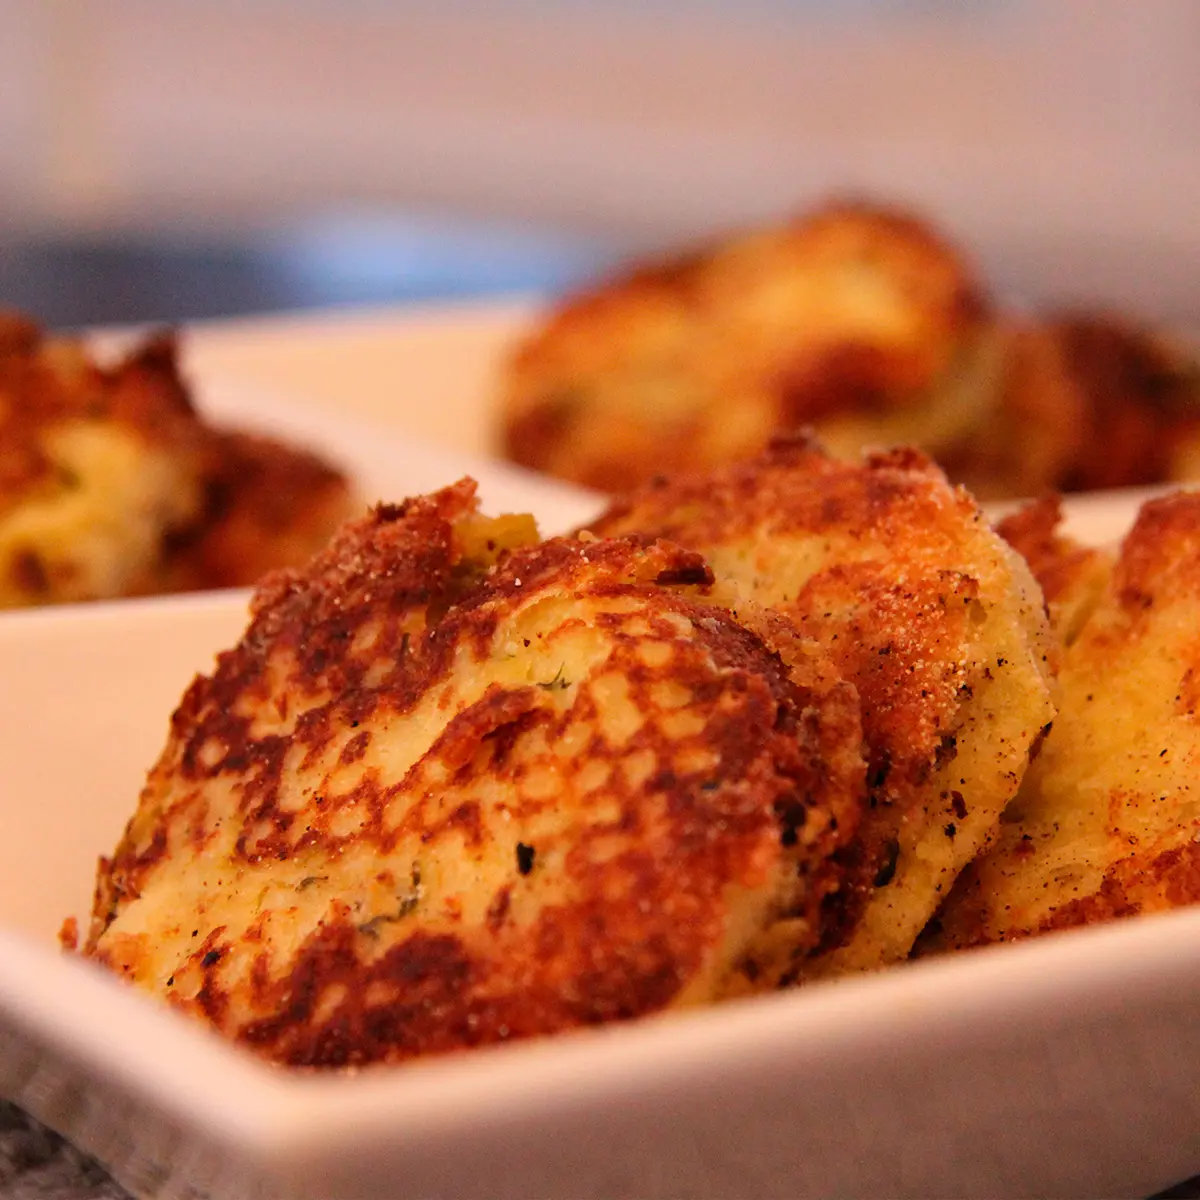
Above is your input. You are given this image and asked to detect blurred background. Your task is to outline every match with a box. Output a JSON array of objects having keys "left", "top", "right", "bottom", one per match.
[{"left": 0, "top": 0, "right": 1196, "bottom": 329}]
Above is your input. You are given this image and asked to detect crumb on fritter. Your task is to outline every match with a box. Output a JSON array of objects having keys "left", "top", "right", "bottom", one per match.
[
  {"left": 500, "top": 199, "right": 993, "bottom": 493},
  {"left": 930, "top": 489, "right": 1200, "bottom": 949},
  {"left": 585, "top": 434, "right": 1056, "bottom": 976},
  {"left": 82, "top": 478, "right": 868, "bottom": 1066}
]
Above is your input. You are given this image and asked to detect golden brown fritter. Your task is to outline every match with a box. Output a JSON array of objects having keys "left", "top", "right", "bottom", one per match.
[
  {"left": 931, "top": 490, "right": 1200, "bottom": 949},
  {"left": 159, "top": 429, "right": 357, "bottom": 592},
  {"left": 500, "top": 200, "right": 994, "bottom": 493},
  {"left": 1048, "top": 314, "right": 1200, "bottom": 492},
  {"left": 995, "top": 494, "right": 1114, "bottom": 648},
  {"left": 0, "top": 312, "right": 208, "bottom": 606},
  {"left": 82, "top": 479, "right": 867, "bottom": 1066},
  {"left": 945, "top": 312, "right": 1200, "bottom": 500},
  {"left": 0, "top": 311, "right": 357, "bottom": 606},
  {"left": 501, "top": 193, "right": 1200, "bottom": 502},
  {"left": 586, "top": 436, "right": 1056, "bottom": 976}
]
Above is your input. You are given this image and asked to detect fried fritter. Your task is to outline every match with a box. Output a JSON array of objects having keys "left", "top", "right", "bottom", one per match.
[
  {"left": 945, "top": 312, "right": 1200, "bottom": 500},
  {"left": 159, "top": 428, "right": 357, "bottom": 592},
  {"left": 587, "top": 436, "right": 1056, "bottom": 976},
  {"left": 501, "top": 194, "right": 1200, "bottom": 502},
  {"left": 500, "top": 201, "right": 994, "bottom": 493},
  {"left": 0, "top": 311, "right": 357, "bottom": 605},
  {"left": 82, "top": 480, "right": 867, "bottom": 1066},
  {"left": 0, "top": 313, "right": 207, "bottom": 607},
  {"left": 932, "top": 491, "right": 1200, "bottom": 948},
  {"left": 995, "top": 494, "right": 1114, "bottom": 648}
]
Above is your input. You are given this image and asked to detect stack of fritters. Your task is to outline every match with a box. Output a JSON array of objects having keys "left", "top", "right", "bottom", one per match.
[
  {"left": 82, "top": 480, "right": 869, "bottom": 1065},
  {"left": 931, "top": 491, "right": 1200, "bottom": 948},
  {"left": 498, "top": 201, "right": 1200, "bottom": 500},
  {"left": 0, "top": 311, "right": 356, "bottom": 607},
  {"left": 79, "top": 442, "right": 1059, "bottom": 1066}
]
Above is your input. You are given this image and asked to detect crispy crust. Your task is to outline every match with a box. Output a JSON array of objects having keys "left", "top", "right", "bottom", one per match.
[
  {"left": 500, "top": 200, "right": 989, "bottom": 493},
  {"left": 585, "top": 435, "right": 1056, "bottom": 974},
  {"left": 159, "top": 428, "right": 357, "bottom": 591},
  {"left": 1050, "top": 314, "right": 1200, "bottom": 492},
  {"left": 0, "top": 314, "right": 201, "bottom": 505},
  {"left": 0, "top": 317, "right": 205, "bottom": 501},
  {"left": 84, "top": 480, "right": 867, "bottom": 1066},
  {"left": 0, "top": 315, "right": 208, "bottom": 605},
  {"left": 995, "top": 494, "right": 1113, "bottom": 648},
  {"left": 0, "top": 312, "right": 355, "bottom": 605},
  {"left": 933, "top": 490, "right": 1200, "bottom": 948},
  {"left": 947, "top": 312, "right": 1200, "bottom": 499}
]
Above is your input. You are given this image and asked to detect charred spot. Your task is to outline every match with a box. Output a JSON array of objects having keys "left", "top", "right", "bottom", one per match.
[
  {"left": 873, "top": 840, "right": 900, "bottom": 888},
  {"left": 339, "top": 729, "right": 371, "bottom": 765},
  {"left": 128, "top": 826, "right": 169, "bottom": 875},
  {"left": 481, "top": 709, "right": 541, "bottom": 769},
  {"left": 820, "top": 495, "right": 846, "bottom": 525},
  {"left": 950, "top": 790, "right": 968, "bottom": 820},
  {"left": 430, "top": 685, "right": 542, "bottom": 779},
  {"left": 649, "top": 769, "right": 678, "bottom": 794},
  {"left": 10, "top": 548, "right": 49, "bottom": 595},
  {"left": 387, "top": 931, "right": 474, "bottom": 988},
  {"left": 486, "top": 886, "right": 512, "bottom": 930},
  {"left": 445, "top": 801, "right": 485, "bottom": 846},
  {"left": 202, "top": 949, "right": 222, "bottom": 968},
  {"left": 516, "top": 842, "right": 536, "bottom": 876},
  {"left": 934, "top": 734, "right": 957, "bottom": 768},
  {"left": 778, "top": 800, "right": 809, "bottom": 848},
  {"left": 653, "top": 557, "right": 715, "bottom": 588},
  {"left": 867, "top": 752, "right": 892, "bottom": 792},
  {"left": 943, "top": 822, "right": 957, "bottom": 839}
]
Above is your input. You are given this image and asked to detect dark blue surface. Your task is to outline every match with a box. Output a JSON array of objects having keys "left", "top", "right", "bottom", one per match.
[{"left": 0, "top": 213, "right": 635, "bottom": 330}]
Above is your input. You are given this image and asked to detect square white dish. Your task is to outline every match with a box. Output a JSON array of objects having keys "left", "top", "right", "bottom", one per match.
[{"left": 3, "top": 461, "right": 1200, "bottom": 1199}]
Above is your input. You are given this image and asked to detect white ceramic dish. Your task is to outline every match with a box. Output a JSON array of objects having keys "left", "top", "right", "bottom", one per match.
[
  {"left": 4, "top": 308, "right": 1199, "bottom": 1197},
  {"left": 3, "top": 450, "right": 1199, "bottom": 1198}
]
